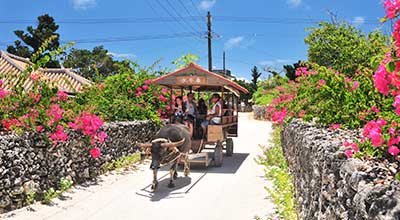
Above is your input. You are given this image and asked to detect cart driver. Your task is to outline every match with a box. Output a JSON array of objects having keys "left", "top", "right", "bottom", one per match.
[{"left": 200, "top": 93, "right": 222, "bottom": 137}]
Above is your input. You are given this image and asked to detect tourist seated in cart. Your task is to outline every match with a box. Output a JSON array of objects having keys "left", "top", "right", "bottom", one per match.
[
  {"left": 196, "top": 98, "right": 208, "bottom": 122},
  {"left": 184, "top": 92, "right": 197, "bottom": 137},
  {"left": 200, "top": 93, "right": 222, "bottom": 137},
  {"left": 173, "top": 96, "right": 185, "bottom": 123}
]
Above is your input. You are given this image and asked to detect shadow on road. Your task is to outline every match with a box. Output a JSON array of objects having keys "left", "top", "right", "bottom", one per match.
[
  {"left": 189, "top": 153, "right": 249, "bottom": 174},
  {"left": 137, "top": 176, "right": 192, "bottom": 202}
]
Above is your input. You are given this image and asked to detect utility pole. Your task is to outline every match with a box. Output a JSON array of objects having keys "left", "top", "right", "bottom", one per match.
[{"left": 207, "top": 11, "right": 212, "bottom": 72}]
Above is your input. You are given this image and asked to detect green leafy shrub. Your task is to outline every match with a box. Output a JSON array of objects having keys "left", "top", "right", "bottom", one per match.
[
  {"left": 75, "top": 63, "right": 169, "bottom": 122},
  {"left": 257, "top": 126, "right": 297, "bottom": 220},
  {"left": 59, "top": 177, "right": 73, "bottom": 192},
  {"left": 42, "top": 187, "right": 58, "bottom": 204}
]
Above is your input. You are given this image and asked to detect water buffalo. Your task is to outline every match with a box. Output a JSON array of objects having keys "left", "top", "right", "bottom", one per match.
[{"left": 137, "top": 124, "right": 191, "bottom": 191}]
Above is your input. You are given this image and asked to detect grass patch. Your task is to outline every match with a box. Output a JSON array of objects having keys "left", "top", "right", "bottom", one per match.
[
  {"left": 101, "top": 152, "right": 141, "bottom": 173},
  {"left": 256, "top": 126, "right": 297, "bottom": 220}
]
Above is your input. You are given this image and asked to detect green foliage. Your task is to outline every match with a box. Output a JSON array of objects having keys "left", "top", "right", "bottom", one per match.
[
  {"left": 42, "top": 188, "right": 58, "bottom": 204},
  {"left": 101, "top": 153, "right": 141, "bottom": 173},
  {"left": 74, "top": 62, "right": 169, "bottom": 122},
  {"left": 25, "top": 191, "right": 36, "bottom": 205},
  {"left": 251, "top": 66, "right": 262, "bottom": 92},
  {"left": 172, "top": 53, "right": 199, "bottom": 69},
  {"left": 59, "top": 177, "right": 73, "bottom": 192},
  {"left": 253, "top": 75, "right": 289, "bottom": 105},
  {"left": 233, "top": 78, "right": 253, "bottom": 101},
  {"left": 283, "top": 60, "right": 306, "bottom": 81},
  {"left": 256, "top": 126, "right": 297, "bottom": 220},
  {"left": 63, "top": 46, "right": 129, "bottom": 81},
  {"left": 305, "top": 22, "right": 388, "bottom": 76},
  {"left": 7, "top": 14, "right": 61, "bottom": 68},
  {"left": 285, "top": 64, "right": 387, "bottom": 128}
]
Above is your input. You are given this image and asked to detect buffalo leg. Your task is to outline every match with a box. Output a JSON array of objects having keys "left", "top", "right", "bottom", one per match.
[
  {"left": 183, "top": 155, "right": 190, "bottom": 177},
  {"left": 168, "top": 162, "right": 177, "bottom": 188},
  {"left": 151, "top": 169, "right": 158, "bottom": 191}
]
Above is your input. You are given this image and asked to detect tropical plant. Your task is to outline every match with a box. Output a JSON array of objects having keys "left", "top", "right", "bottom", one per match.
[
  {"left": 7, "top": 14, "right": 61, "bottom": 67},
  {"left": 305, "top": 22, "right": 387, "bottom": 76}
]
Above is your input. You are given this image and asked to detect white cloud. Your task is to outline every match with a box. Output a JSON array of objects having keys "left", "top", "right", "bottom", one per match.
[
  {"left": 287, "top": 0, "right": 302, "bottom": 8},
  {"left": 258, "top": 59, "right": 294, "bottom": 67},
  {"left": 352, "top": 16, "right": 365, "bottom": 27},
  {"left": 72, "top": 0, "right": 96, "bottom": 10},
  {"left": 108, "top": 52, "right": 136, "bottom": 60},
  {"left": 237, "top": 77, "right": 250, "bottom": 83},
  {"left": 198, "top": 0, "right": 216, "bottom": 10},
  {"left": 224, "top": 36, "right": 244, "bottom": 50}
]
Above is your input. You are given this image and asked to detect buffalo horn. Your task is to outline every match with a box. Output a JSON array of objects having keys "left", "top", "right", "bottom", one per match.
[
  {"left": 137, "top": 143, "right": 152, "bottom": 148},
  {"left": 160, "top": 138, "right": 185, "bottom": 149}
]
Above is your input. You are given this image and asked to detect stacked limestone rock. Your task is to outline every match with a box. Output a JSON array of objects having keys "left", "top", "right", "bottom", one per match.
[
  {"left": 0, "top": 120, "right": 158, "bottom": 213},
  {"left": 282, "top": 119, "right": 400, "bottom": 220}
]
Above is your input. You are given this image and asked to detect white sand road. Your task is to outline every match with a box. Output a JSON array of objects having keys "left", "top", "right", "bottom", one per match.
[{"left": 1, "top": 113, "right": 275, "bottom": 220}]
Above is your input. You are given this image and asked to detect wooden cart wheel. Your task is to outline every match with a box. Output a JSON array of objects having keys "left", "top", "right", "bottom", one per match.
[
  {"left": 226, "top": 138, "right": 234, "bottom": 157},
  {"left": 213, "top": 141, "right": 223, "bottom": 167}
]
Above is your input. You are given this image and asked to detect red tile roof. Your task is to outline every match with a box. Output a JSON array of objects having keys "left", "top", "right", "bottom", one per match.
[{"left": 0, "top": 51, "right": 91, "bottom": 93}]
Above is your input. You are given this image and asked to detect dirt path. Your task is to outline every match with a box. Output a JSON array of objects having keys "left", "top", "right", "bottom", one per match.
[{"left": 1, "top": 113, "right": 275, "bottom": 220}]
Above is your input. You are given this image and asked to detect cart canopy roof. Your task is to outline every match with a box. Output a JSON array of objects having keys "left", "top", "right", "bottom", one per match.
[{"left": 152, "top": 63, "right": 249, "bottom": 95}]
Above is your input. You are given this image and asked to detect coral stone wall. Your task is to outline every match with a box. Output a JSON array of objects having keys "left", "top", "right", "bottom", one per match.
[
  {"left": 282, "top": 119, "right": 400, "bottom": 220},
  {"left": 0, "top": 120, "right": 158, "bottom": 213}
]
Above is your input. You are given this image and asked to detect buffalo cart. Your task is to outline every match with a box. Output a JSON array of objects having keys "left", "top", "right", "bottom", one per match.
[{"left": 152, "top": 63, "right": 249, "bottom": 167}]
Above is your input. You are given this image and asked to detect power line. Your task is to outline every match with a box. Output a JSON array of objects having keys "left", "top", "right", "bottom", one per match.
[
  {"left": 190, "top": 0, "right": 205, "bottom": 18},
  {"left": 0, "top": 32, "right": 200, "bottom": 46},
  {"left": 153, "top": 0, "right": 201, "bottom": 40},
  {"left": 0, "top": 16, "right": 382, "bottom": 25},
  {"left": 177, "top": 0, "right": 204, "bottom": 31},
  {"left": 163, "top": 0, "right": 204, "bottom": 36},
  {"left": 146, "top": 0, "right": 204, "bottom": 55}
]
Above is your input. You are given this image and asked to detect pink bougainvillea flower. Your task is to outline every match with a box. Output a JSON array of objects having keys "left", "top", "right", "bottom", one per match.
[
  {"left": 49, "top": 125, "right": 68, "bottom": 145},
  {"left": 384, "top": 0, "right": 399, "bottom": 19},
  {"left": 46, "top": 104, "right": 64, "bottom": 126},
  {"left": 36, "top": 125, "right": 44, "bottom": 132},
  {"left": 0, "top": 79, "right": 3, "bottom": 86},
  {"left": 371, "top": 106, "right": 380, "bottom": 113},
  {"left": 127, "top": 76, "right": 131, "bottom": 81},
  {"left": 329, "top": 124, "right": 341, "bottom": 130},
  {"left": 96, "top": 131, "right": 108, "bottom": 144},
  {"left": 377, "top": 119, "right": 388, "bottom": 127},
  {"left": 159, "top": 94, "right": 167, "bottom": 102},
  {"left": 67, "top": 122, "right": 78, "bottom": 130},
  {"left": 90, "top": 147, "right": 101, "bottom": 159},
  {"left": 351, "top": 143, "right": 360, "bottom": 152},
  {"left": 394, "top": 95, "right": 400, "bottom": 116},
  {"left": 388, "top": 146, "right": 400, "bottom": 156},
  {"left": 350, "top": 81, "right": 359, "bottom": 92},
  {"left": 144, "top": 79, "right": 151, "bottom": 84},
  {"left": 1, "top": 119, "right": 11, "bottom": 130},
  {"left": 370, "top": 129, "right": 384, "bottom": 147},
  {"left": 161, "top": 87, "right": 168, "bottom": 94},
  {"left": 345, "top": 150, "right": 353, "bottom": 158},
  {"left": 30, "top": 73, "right": 39, "bottom": 81},
  {"left": 297, "top": 110, "right": 306, "bottom": 118},
  {"left": 0, "top": 89, "right": 9, "bottom": 99},
  {"left": 142, "top": 84, "right": 149, "bottom": 90},
  {"left": 136, "top": 87, "right": 142, "bottom": 92},
  {"left": 374, "top": 62, "right": 391, "bottom": 96},
  {"left": 57, "top": 91, "right": 68, "bottom": 101},
  {"left": 136, "top": 91, "right": 142, "bottom": 97},
  {"left": 271, "top": 108, "right": 287, "bottom": 124}
]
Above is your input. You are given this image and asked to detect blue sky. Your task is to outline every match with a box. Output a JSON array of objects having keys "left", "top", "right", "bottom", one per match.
[{"left": 0, "top": 0, "right": 391, "bottom": 80}]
